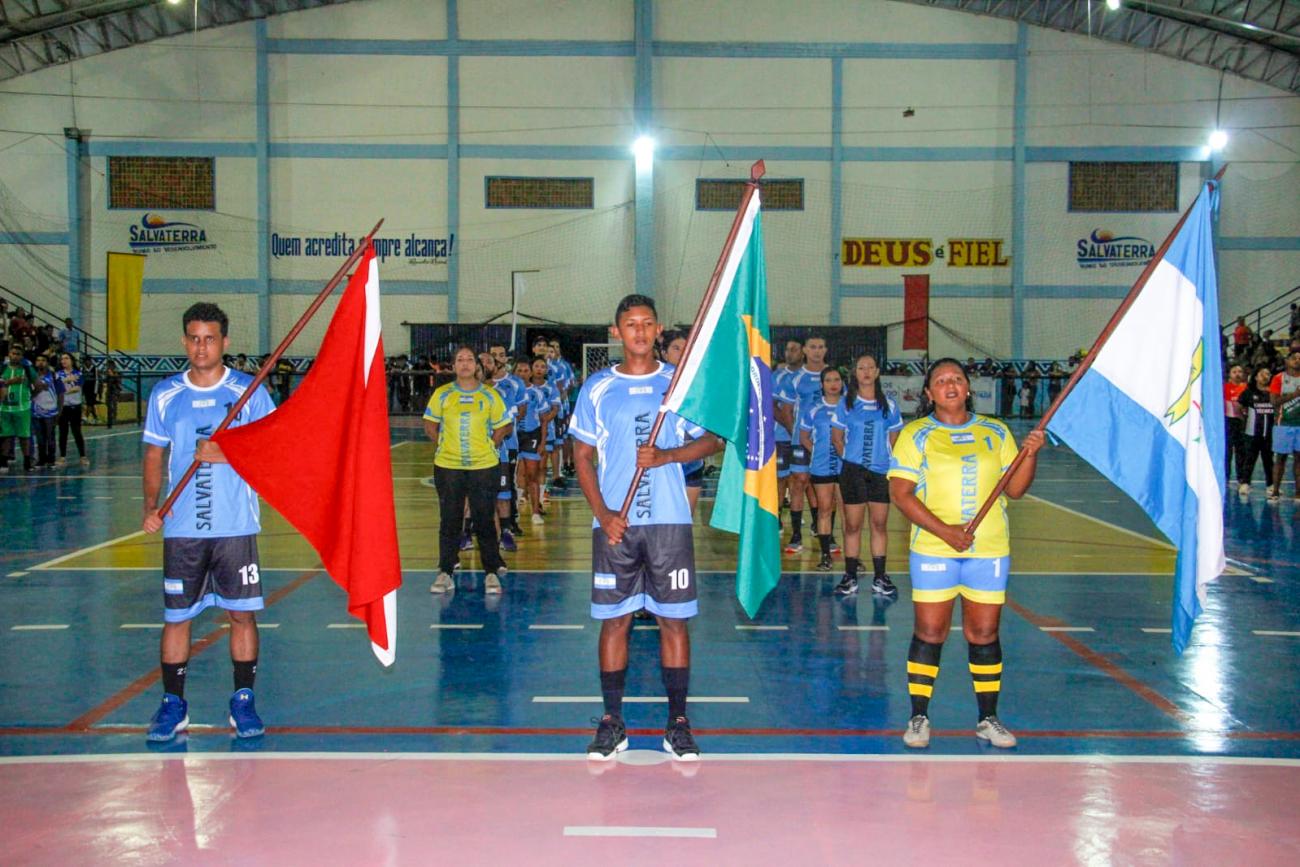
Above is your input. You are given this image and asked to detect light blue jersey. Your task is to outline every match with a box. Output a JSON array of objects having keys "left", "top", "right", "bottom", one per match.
[
  {"left": 835, "top": 393, "right": 903, "bottom": 473},
  {"left": 143, "top": 368, "right": 276, "bottom": 539},
  {"left": 570, "top": 362, "right": 704, "bottom": 527},
  {"left": 520, "top": 381, "right": 557, "bottom": 432},
  {"left": 773, "top": 367, "right": 796, "bottom": 443},
  {"left": 548, "top": 358, "right": 574, "bottom": 416},
  {"left": 789, "top": 366, "right": 828, "bottom": 427},
  {"left": 542, "top": 381, "right": 562, "bottom": 441},
  {"left": 800, "top": 398, "right": 843, "bottom": 477},
  {"left": 490, "top": 373, "right": 525, "bottom": 456}
]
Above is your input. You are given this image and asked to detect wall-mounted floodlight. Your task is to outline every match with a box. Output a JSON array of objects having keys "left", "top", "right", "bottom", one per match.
[{"left": 633, "top": 135, "right": 656, "bottom": 171}]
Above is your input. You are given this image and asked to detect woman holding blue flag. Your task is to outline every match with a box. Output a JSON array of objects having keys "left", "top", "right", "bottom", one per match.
[
  {"left": 833, "top": 353, "right": 903, "bottom": 597},
  {"left": 887, "top": 358, "right": 1044, "bottom": 750},
  {"left": 799, "top": 367, "right": 845, "bottom": 572}
]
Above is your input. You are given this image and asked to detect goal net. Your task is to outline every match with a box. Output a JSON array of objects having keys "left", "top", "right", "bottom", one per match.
[{"left": 582, "top": 342, "right": 624, "bottom": 381}]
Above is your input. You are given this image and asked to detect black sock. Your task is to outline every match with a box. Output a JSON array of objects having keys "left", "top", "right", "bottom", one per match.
[
  {"left": 845, "top": 556, "right": 860, "bottom": 577},
  {"left": 161, "top": 661, "right": 187, "bottom": 699},
  {"left": 462, "top": 517, "right": 472, "bottom": 536},
  {"left": 600, "top": 668, "right": 626, "bottom": 718},
  {"left": 872, "top": 556, "right": 887, "bottom": 581},
  {"left": 810, "top": 506, "right": 819, "bottom": 527},
  {"left": 662, "top": 666, "right": 689, "bottom": 721},
  {"left": 233, "top": 658, "right": 257, "bottom": 692},
  {"left": 907, "top": 636, "right": 943, "bottom": 718},
  {"left": 829, "top": 511, "right": 836, "bottom": 535},
  {"left": 818, "top": 533, "right": 831, "bottom": 557},
  {"left": 791, "top": 511, "right": 803, "bottom": 538},
  {"left": 969, "top": 640, "right": 1003, "bottom": 722}
]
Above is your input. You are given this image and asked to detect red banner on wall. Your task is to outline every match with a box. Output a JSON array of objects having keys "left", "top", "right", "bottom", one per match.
[{"left": 902, "top": 274, "right": 929, "bottom": 350}]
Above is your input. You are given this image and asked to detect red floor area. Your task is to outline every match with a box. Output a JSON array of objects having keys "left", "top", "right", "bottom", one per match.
[{"left": 3, "top": 753, "right": 1298, "bottom": 865}]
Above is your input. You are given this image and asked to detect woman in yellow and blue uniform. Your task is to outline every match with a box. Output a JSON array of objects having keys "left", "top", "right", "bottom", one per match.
[
  {"left": 424, "top": 346, "right": 513, "bottom": 594},
  {"left": 887, "top": 358, "right": 1044, "bottom": 750}
]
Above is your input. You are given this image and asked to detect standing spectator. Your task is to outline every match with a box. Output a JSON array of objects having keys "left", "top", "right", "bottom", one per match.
[
  {"left": 30, "top": 354, "right": 59, "bottom": 468},
  {"left": 103, "top": 358, "right": 122, "bottom": 429},
  {"left": 1232, "top": 317, "right": 1252, "bottom": 357},
  {"left": 1290, "top": 303, "right": 1300, "bottom": 341},
  {"left": 81, "top": 355, "right": 99, "bottom": 423},
  {"left": 54, "top": 352, "right": 88, "bottom": 467},
  {"left": 1251, "top": 330, "right": 1278, "bottom": 372},
  {"left": 0, "top": 298, "right": 9, "bottom": 357},
  {"left": 274, "top": 358, "right": 293, "bottom": 404},
  {"left": 1268, "top": 349, "right": 1300, "bottom": 502},
  {"left": 0, "top": 346, "right": 35, "bottom": 472},
  {"left": 34, "top": 323, "right": 52, "bottom": 358},
  {"left": 58, "top": 318, "right": 79, "bottom": 354},
  {"left": 1018, "top": 377, "right": 1034, "bottom": 418},
  {"left": 1000, "top": 367, "right": 1017, "bottom": 418},
  {"left": 1224, "top": 364, "right": 1248, "bottom": 483},
  {"left": 1047, "top": 362, "right": 1066, "bottom": 405},
  {"left": 1238, "top": 367, "right": 1275, "bottom": 495},
  {"left": 9, "top": 309, "right": 33, "bottom": 354}
]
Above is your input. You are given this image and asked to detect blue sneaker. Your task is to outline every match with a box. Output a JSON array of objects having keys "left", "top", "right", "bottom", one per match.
[
  {"left": 459, "top": 533, "right": 474, "bottom": 551},
  {"left": 146, "top": 693, "right": 189, "bottom": 742},
  {"left": 228, "top": 688, "right": 265, "bottom": 738},
  {"left": 500, "top": 529, "right": 517, "bottom": 552}
]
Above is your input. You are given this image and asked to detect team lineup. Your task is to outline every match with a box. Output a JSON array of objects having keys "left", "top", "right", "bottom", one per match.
[{"left": 139, "top": 293, "right": 1044, "bottom": 759}]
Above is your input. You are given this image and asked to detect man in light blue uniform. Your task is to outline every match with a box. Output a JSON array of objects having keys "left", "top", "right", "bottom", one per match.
[
  {"left": 571, "top": 294, "right": 719, "bottom": 763},
  {"left": 141, "top": 303, "right": 276, "bottom": 742},
  {"left": 780, "top": 336, "right": 829, "bottom": 553}
]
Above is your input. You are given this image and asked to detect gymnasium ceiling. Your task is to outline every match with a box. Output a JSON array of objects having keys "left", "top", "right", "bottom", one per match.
[{"left": 0, "top": 0, "right": 1297, "bottom": 93}]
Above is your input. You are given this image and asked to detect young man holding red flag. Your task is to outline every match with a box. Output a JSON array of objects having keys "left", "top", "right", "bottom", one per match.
[
  {"left": 141, "top": 303, "right": 277, "bottom": 741},
  {"left": 571, "top": 294, "right": 720, "bottom": 762}
]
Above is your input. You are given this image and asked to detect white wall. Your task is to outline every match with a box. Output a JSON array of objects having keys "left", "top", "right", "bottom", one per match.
[{"left": 0, "top": 0, "right": 1295, "bottom": 360}]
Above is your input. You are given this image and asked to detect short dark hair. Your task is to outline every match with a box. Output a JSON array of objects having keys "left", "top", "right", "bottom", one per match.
[
  {"left": 615, "top": 293, "right": 657, "bottom": 324},
  {"left": 182, "top": 302, "right": 229, "bottom": 337}
]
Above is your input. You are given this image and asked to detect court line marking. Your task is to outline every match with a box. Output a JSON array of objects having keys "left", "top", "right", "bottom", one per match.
[
  {"left": 1141, "top": 628, "right": 1173, "bottom": 634},
  {"left": 430, "top": 624, "right": 484, "bottom": 630},
  {"left": 6, "top": 571, "right": 27, "bottom": 578},
  {"left": 564, "top": 826, "right": 716, "bottom": 839},
  {"left": 327, "top": 623, "right": 365, "bottom": 629},
  {"left": 1249, "top": 576, "right": 1275, "bottom": 584},
  {"left": 10, "top": 624, "right": 69, "bottom": 631},
  {"left": 218, "top": 623, "right": 279, "bottom": 629},
  {"left": 837, "top": 625, "right": 888, "bottom": 631},
  {"left": 1, "top": 752, "right": 1298, "bottom": 767},
  {"left": 1253, "top": 630, "right": 1300, "bottom": 637},
  {"left": 1024, "top": 493, "right": 1175, "bottom": 551},
  {"left": 528, "top": 624, "right": 585, "bottom": 630},
  {"left": 633, "top": 624, "right": 659, "bottom": 631},
  {"left": 1040, "top": 626, "right": 1096, "bottom": 633},
  {"left": 65, "top": 570, "right": 320, "bottom": 732},
  {"left": 23, "top": 565, "right": 1201, "bottom": 578},
  {"left": 29, "top": 529, "right": 147, "bottom": 571},
  {"left": 119, "top": 623, "right": 162, "bottom": 629},
  {"left": 85, "top": 429, "right": 143, "bottom": 441},
  {"left": 735, "top": 625, "right": 788, "bottom": 631},
  {"left": 532, "top": 696, "right": 749, "bottom": 704}
]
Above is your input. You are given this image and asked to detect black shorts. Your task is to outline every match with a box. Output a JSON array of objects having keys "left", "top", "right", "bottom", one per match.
[
  {"left": 838, "top": 462, "right": 890, "bottom": 505},
  {"left": 591, "top": 524, "right": 697, "bottom": 620},
  {"left": 810, "top": 472, "right": 841, "bottom": 486},
  {"left": 776, "top": 441, "right": 791, "bottom": 477},
  {"left": 518, "top": 429, "right": 541, "bottom": 459},
  {"left": 162, "top": 535, "right": 263, "bottom": 623},
  {"left": 790, "top": 444, "right": 810, "bottom": 472},
  {"left": 684, "top": 465, "right": 704, "bottom": 488},
  {"left": 497, "top": 460, "right": 516, "bottom": 500},
  {"left": 553, "top": 415, "right": 569, "bottom": 440}
]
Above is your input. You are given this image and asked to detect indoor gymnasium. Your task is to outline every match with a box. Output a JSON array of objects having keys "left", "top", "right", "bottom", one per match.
[{"left": 0, "top": 0, "right": 1298, "bottom": 863}]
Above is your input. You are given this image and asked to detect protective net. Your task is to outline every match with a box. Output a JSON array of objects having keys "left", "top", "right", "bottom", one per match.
[{"left": 581, "top": 342, "right": 624, "bottom": 381}]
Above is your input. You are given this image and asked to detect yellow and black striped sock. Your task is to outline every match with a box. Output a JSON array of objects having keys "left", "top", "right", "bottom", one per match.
[
  {"left": 907, "top": 636, "right": 943, "bottom": 717},
  {"left": 968, "top": 640, "right": 1003, "bottom": 721}
]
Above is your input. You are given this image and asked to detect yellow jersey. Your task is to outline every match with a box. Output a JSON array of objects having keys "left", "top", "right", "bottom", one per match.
[
  {"left": 424, "top": 383, "right": 511, "bottom": 470},
  {"left": 887, "top": 414, "right": 1019, "bottom": 558}
]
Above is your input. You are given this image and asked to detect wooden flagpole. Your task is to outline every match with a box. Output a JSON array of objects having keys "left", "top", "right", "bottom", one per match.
[
  {"left": 616, "top": 160, "right": 766, "bottom": 521},
  {"left": 963, "top": 165, "right": 1228, "bottom": 535},
  {"left": 155, "top": 218, "right": 385, "bottom": 519}
]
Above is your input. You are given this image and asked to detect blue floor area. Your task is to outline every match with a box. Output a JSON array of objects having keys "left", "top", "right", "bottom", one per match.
[{"left": 0, "top": 422, "right": 1297, "bottom": 758}]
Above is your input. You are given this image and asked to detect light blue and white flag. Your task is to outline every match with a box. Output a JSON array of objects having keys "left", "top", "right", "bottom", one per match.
[{"left": 1048, "top": 181, "right": 1224, "bottom": 653}]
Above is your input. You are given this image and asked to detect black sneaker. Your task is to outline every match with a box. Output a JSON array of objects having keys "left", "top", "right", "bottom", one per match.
[
  {"left": 663, "top": 716, "right": 700, "bottom": 761},
  {"left": 872, "top": 575, "right": 899, "bottom": 597},
  {"left": 834, "top": 574, "right": 859, "bottom": 596},
  {"left": 586, "top": 714, "right": 628, "bottom": 761},
  {"left": 816, "top": 553, "right": 833, "bottom": 572}
]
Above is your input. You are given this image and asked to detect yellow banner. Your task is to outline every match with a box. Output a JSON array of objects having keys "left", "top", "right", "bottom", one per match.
[{"left": 106, "top": 252, "right": 145, "bottom": 352}]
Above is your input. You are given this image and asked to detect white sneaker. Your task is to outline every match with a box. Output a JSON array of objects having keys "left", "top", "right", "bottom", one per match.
[
  {"left": 975, "top": 716, "right": 1017, "bottom": 748},
  {"left": 902, "top": 714, "right": 931, "bottom": 749},
  {"left": 1238, "top": 482, "right": 1250, "bottom": 495},
  {"left": 79, "top": 457, "right": 90, "bottom": 467},
  {"left": 485, "top": 573, "right": 502, "bottom": 594},
  {"left": 54, "top": 457, "right": 66, "bottom": 468},
  {"left": 1268, "top": 488, "right": 1280, "bottom": 502},
  {"left": 430, "top": 572, "right": 454, "bottom": 594},
  {"left": 531, "top": 512, "right": 545, "bottom": 525}
]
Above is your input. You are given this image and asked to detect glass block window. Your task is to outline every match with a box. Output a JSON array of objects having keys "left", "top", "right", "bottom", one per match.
[
  {"left": 108, "top": 157, "right": 216, "bottom": 210},
  {"left": 697, "top": 178, "right": 804, "bottom": 211},
  {"left": 1068, "top": 162, "right": 1178, "bottom": 212},
  {"left": 485, "top": 176, "right": 594, "bottom": 209}
]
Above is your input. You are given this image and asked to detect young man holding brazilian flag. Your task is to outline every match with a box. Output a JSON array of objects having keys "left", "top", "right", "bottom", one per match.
[{"left": 574, "top": 161, "right": 780, "bottom": 763}]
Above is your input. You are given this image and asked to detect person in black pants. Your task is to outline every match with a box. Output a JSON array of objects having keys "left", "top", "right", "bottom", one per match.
[
  {"left": 55, "top": 352, "right": 87, "bottom": 466},
  {"left": 1237, "top": 366, "right": 1276, "bottom": 495}
]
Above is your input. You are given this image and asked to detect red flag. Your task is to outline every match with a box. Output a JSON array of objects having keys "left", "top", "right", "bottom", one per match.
[
  {"left": 213, "top": 246, "right": 401, "bottom": 665},
  {"left": 902, "top": 274, "right": 929, "bottom": 351}
]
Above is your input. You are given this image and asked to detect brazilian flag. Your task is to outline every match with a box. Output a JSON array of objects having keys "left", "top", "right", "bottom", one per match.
[{"left": 663, "top": 192, "right": 780, "bottom": 618}]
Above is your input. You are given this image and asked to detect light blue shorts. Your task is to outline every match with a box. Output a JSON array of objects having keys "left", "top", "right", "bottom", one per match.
[
  {"left": 909, "top": 553, "right": 1011, "bottom": 604},
  {"left": 1273, "top": 425, "right": 1300, "bottom": 455}
]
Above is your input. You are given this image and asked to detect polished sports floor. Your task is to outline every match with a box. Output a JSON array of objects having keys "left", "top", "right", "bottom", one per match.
[{"left": 1, "top": 419, "right": 1298, "bottom": 865}]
